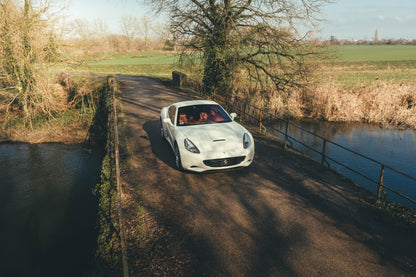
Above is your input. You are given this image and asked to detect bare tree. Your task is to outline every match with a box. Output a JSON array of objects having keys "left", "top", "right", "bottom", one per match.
[
  {"left": 120, "top": 14, "right": 141, "bottom": 40},
  {"left": 68, "top": 18, "right": 93, "bottom": 39},
  {"left": 93, "top": 18, "right": 109, "bottom": 39},
  {"left": 0, "top": 0, "right": 61, "bottom": 124},
  {"left": 138, "top": 15, "right": 153, "bottom": 49},
  {"left": 152, "top": 20, "right": 171, "bottom": 43},
  {"left": 148, "top": 0, "right": 329, "bottom": 96}
]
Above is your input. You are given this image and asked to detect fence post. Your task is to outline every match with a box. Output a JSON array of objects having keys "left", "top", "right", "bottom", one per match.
[
  {"left": 377, "top": 165, "right": 385, "bottom": 200},
  {"left": 259, "top": 110, "right": 262, "bottom": 133},
  {"left": 321, "top": 139, "right": 327, "bottom": 167},
  {"left": 284, "top": 118, "right": 289, "bottom": 150},
  {"left": 240, "top": 101, "right": 243, "bottom": 120}
]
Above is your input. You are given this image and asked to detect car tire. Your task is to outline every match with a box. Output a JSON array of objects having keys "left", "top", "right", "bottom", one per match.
[
  {"left": 174, "top": 143, "right": 182, "bottom": 170},
  {"left": 160, "top": 118, "right": 165, "bottom": 140}
]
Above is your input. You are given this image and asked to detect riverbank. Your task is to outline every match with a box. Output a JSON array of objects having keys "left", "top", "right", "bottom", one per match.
[
  {"left": 0, "top": 74, "right": 110, "bottom": 144},
  {"left": 0, "top": 124, "right": 89, "bottom": 144}
]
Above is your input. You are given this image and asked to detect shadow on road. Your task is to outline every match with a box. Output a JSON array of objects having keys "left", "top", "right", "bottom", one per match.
[{"left": 143, "top": 119, "right": 176, "bottom": 169}]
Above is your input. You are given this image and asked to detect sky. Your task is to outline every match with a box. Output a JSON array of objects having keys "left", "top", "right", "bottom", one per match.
[
  {"left": 64, "top": 0, "right": 150, "bottom": 26},
  {"left": 65, "top": 0, "right": 416, "bottom": 40},
  {"left": 317, "top": 0, "right": 416, "bottom": 40}
]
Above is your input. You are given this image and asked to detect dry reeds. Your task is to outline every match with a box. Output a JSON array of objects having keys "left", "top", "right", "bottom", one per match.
[
  {"left": 305, "top": 81, "right": 416, "bottom": 128},
  {"left": 236, "top": 81, "right": 416, "bottom": 129}
]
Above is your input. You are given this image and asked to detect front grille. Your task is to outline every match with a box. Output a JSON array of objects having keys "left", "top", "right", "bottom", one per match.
[{"left": 203, "top": 156, "right": 245, "bottom": 167}]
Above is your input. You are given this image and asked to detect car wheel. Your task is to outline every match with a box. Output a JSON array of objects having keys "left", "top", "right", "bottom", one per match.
[{"left": 174, "top": 144, "right": 182, "bottom": 170}]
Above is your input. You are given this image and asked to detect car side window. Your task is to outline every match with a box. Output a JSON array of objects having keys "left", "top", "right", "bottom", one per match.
[{"left": 168, "top": 106, "right": 176, "bottom": 124}]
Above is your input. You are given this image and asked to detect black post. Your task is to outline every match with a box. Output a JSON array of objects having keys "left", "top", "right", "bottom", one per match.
[
  {"left": 321, "top": 139, "right": 327, "bottom": 167},
  {"left": 284, "top": 118, "right": 289, "bottom": 150},
  {"left": 377, "top": 165, "right": 385, "bottom": 200}
]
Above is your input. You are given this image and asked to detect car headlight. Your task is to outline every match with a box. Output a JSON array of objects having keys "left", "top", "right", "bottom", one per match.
[
  {"left": 243, "top": 133, "right": 252, "bottom": 149},
  {"left": 184, "top": 138, "right": 200, "bottom": 153}
]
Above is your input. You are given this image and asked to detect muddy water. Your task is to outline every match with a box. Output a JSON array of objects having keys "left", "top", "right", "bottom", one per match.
[
  {"left": 270, "top": 120, "right": 416, "bottom": 207},
  {"left": 0, "top": 143, "right": 101, "bottom": 277}
]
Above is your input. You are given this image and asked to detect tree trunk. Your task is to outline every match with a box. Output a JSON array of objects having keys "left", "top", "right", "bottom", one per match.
[{"left": 202, "top": 14, "right": 233, "bottom": 97}]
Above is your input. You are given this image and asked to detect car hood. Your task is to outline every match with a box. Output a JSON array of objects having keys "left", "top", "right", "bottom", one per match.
[{"left": 179, "top": 122, "right": 247, "bottom": 153}]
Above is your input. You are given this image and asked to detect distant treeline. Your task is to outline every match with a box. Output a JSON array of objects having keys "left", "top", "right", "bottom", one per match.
[{"left": 328, "top": 37, "right": 416, "bottom": 46}]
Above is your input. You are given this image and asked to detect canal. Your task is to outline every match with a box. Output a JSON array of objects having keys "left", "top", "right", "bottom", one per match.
[{"left": 0, "top": 143, "right": 102, "bottom": 277}]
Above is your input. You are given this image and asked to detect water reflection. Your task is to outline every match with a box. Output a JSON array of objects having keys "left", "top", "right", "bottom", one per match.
[
  {"left": 0, "top": 143, "right": 101, "bottom": 277},
  {"left": 268, "top": 119, "right": 416, "bottom": 207}
]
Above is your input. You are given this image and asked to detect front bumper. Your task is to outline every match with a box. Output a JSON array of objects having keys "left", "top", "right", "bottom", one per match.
[{"left": 180, "top": 145, "right": 255, "bottom": 172}]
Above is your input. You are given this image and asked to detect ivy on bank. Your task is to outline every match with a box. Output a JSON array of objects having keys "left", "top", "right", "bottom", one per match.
[{"left": 92, "top": 76, "right": 124, "bottom": 276}]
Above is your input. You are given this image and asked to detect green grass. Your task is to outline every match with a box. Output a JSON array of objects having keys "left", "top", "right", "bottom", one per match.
[
  {"left": 92, "top": 51, "right": 174, "bottom": 60},
  {"left": 87, "top": 52, "right": 179, "bottom": 65},
  {"left": 73, "top": 64, "right": 177, "bottom": 77},
  {"left": 57, "top": 51, "right": 181, "bottom": 77},
  {"left": 320, "top": 45, "right": 416, "bottom": 88},
  {"left": 328, "top": 45, "right": 416, "bottom": 61}
]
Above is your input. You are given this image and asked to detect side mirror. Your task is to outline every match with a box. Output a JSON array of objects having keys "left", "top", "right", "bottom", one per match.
[
  {"left": 230, "top": 113, "right": 237, "bottom": 120},
  {"left": 163, "top": 118, "right": 172, "bottom": 124}
]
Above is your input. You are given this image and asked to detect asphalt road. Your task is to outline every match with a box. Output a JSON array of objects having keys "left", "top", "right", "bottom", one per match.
[{"left": 117, "top": 75, "right": 416, "bottom": 276}]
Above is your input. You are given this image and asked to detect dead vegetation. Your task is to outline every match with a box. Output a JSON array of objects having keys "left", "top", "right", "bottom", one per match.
[
  {"left": 0, "top": 73, "right": 109, "bottom": 143},
  {"left": 233, "top": 78, "right": 416, "bottom": 129},
  {"left": 306, "top": 82, "right": 416, "bottom": 128}
]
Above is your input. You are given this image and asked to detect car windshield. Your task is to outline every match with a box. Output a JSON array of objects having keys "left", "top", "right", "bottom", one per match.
[{"left": 176, "top": 104, "right": 232, "bottom": 126}]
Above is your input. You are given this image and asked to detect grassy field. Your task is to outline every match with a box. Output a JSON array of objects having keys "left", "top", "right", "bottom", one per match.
[
  {"left": 328, "top": 45, "right": 416, "bottom": 61},
  {"left": 57, "top": 51, "right": 180, "bottom": 78},
  {"left": 87, "top": 51, "right": 179, "bottom": 65},
  {"left": 321, "top": 45, "right": 416, "bottom": 89}
]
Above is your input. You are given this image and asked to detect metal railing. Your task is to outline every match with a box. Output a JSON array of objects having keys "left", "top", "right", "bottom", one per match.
[{"left": 220, "top": 97, "right": 416, "bottom": 206}]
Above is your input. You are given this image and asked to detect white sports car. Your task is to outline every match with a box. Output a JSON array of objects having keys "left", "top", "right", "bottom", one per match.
[{"left": 160, "top": 100, "right": 255, "bottom": 172}]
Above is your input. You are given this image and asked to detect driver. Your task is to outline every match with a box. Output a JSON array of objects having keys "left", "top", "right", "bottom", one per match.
[{"left": 208, "top": 108, "right": 224, "bottom": 122}]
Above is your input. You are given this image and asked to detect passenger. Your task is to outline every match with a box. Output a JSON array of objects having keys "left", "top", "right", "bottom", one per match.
[{"left": 178, "top": 113, "right": 188, "bottom": 125}]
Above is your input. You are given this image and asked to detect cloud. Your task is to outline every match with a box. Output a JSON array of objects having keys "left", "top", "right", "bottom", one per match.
[{"left": 378, "top": 15, "right": 385, "bottom": 21}]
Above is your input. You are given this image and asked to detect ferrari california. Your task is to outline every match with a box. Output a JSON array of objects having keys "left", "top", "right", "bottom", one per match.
[{"left": 160, "top": 100, "right": 255, "bottom": 172}]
